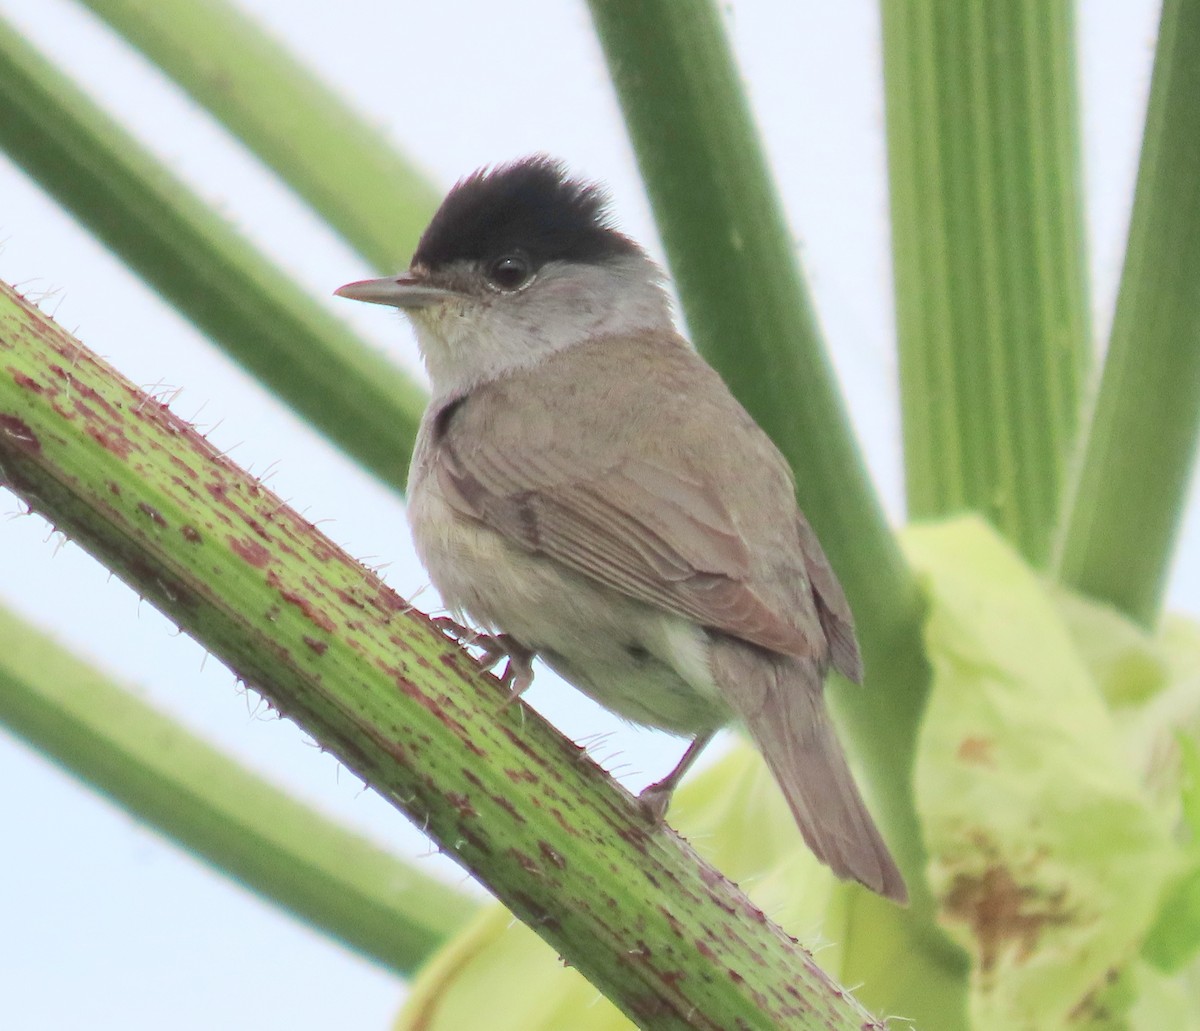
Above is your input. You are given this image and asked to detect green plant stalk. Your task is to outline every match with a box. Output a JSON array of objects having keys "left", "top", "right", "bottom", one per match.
[
  {"left": 1057, "top": 0, "right": 1200, "bottom": 626},
  {"left": 77, "top": 0, "right": 440, "bottom": 272},
  {"left": 0, "top": 15, "right": 425, "bottom": 493},
  {"left": 0, "top": 602, "right": 478, "bottom": 974},
  {"left": 881, "top": 0, "right": 1091, "bottom": 566},
  {"left": 586, "top": 3, "right": 965, "bottom": 1019},
  {"left": 0, "top": 283, "right": 889, "bottom": 1031}
]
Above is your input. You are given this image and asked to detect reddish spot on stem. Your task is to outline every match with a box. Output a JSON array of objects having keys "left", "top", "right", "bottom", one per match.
[
  {"left": 627, "top": 994, "right": 674, "bottom": 1022},
  {"left": 658, "top": 906, "right": 684, "bottom": 938},
  {"left": 513, "top": 848, "right": 543, "bottom": 876},
  {"left": 137, "top": 501, "right": 168, "bottom": 528},
  {"left": 616, "top": 824, "right": 651, "bottom": 852},
  {"left": 267, "top": 571, "right": 336, "bottom": 633},
  {"left": 245, "top": 518, "right": 270, "bottom": 542},
  {"left": 538, "top": 841, "right": 566, "bottom": 869},
  {"left": 510, "top": 892, "right": 560, "bottom": 933},
  {"left": 0, "top": 414, "right": 41, "bottom": 454},
  {"left": 492, "top": 793, "right": 523, "bottom": 822},
  {"left": 308, "top": 540, "right": 335, "bottom": 562},
  {"left": 60, "top": 372, "right": 122, "bottom": 421},
  {"left": 503, "top": 767, "right": 537, "bottom": 785},
  {"left": 85, "top": 425, "right": 132, "bottom": 458},
  {"left": 181, "top": 525, "right": 202, "bottom": 543},
  {"left": 8, "top": 370, "right": 44, "bottom": 394},
  {"left": 169, "top": 453, "right": 199, "bottom": 480},
  {"left": 229, "top": 536, "right": 271, "bottom": 568},
  {"left": 370, "top": 587, "right": 409, "bottom": 615},
  {"left": 448, "top": 793, "right": 478, "bottom": 819},
  {"left": 303, "top": 635, "right": 329, "bottom": 656}
]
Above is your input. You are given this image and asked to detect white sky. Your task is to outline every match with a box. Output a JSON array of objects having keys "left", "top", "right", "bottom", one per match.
[{"left": 0, "top": 2, "right": 1182, "bottom": 1029}]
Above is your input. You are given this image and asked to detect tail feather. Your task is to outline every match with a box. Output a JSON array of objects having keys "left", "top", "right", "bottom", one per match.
[{"left": 711, "top": 640, "right": 907, "bottom": 903}]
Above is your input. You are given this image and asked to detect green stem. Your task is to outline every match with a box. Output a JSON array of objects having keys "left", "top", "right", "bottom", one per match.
[
  {"left": 881, "top": 0, "right": 1091, "bottom": 566},
  {"left": 0, "top": 602, "right": 478, "bottom": 975},
  {"left": 1057, "top": 0, "right": 1200, "bottom": 625},
  {"left": 586, "top": 3, "right": 966, "bottom": 1020},
  {"left": 78, "top": 0, "right": 439, "bottom": 271},
  {"left": 0, "top": 282, "right": 885, "bottom": 1031},
  {"left": 0, "top": 14, "right": 426, "bottom": 492}
]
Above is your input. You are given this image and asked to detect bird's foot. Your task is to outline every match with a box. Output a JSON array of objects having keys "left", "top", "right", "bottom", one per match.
[
  {"left": 638, "top": 781, "right": 674, "bottom": 825},
  {"left": 479, "top": 634, "right": 536, "bottom": 703},
  {"left": 430, "top": 618, "right": 535, "bottom": 702},
  {"left": 637, "top": 731, "right": 717, "bottom": 825}
]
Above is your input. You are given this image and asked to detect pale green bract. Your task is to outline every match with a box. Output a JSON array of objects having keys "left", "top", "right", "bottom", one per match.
[
  {"left": 907, "top": 518, "right": 1187, "bottom": 1029},
  {"left": 393, "top": 518, "right": 1198, "bottom": 1030}
]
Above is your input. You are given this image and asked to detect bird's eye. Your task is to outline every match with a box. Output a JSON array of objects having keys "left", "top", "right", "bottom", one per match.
[{"left": 485, "top": 252, "right": 533, "bottom": 292}]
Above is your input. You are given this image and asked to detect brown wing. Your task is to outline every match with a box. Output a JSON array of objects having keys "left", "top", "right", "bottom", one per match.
[
  {"left": 437, "top": 440, "right": 819, "bottom": 659},
  {"left": 427, "top": 334, "right": 833, "bottom": 661},
  {"left": 797, "top": 514, "right": 863, "bottom": 683}
]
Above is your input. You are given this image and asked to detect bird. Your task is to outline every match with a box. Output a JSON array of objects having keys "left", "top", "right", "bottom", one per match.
[{"left": 335, "top": 155, "right": 906, "bottom": 902}]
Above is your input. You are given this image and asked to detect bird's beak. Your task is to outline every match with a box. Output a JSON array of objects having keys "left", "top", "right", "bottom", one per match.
[{"left": 334, "top": 271, "right": 457, "bottom": 310}]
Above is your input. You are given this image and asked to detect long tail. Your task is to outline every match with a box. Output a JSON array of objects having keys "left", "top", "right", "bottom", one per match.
[{"left": 711, "top": 640, "right": 907, "bottom": 902}]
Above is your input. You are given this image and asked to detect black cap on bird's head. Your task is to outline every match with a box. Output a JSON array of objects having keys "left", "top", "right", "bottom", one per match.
[
  {"left": 411, "top": 156, "right": 641, "bottom": 273},
  {"left": 335, "top": 156, "right": 645, "bottom": 310}
]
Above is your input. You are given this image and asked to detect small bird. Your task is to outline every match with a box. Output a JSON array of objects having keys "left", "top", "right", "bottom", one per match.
[{"left": 336, "top": 156, "right": 906, "bottom": 902}]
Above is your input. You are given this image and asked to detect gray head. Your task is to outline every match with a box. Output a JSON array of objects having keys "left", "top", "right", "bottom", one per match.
[{"left": 336, "top": 156, "right": 673, "bottom": 399}]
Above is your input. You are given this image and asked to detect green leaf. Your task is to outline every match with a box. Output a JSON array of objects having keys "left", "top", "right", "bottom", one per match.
[
  {"left": 1057, "top": 593, "right": 1200, "bottom": 819},
  {"left": 394, "top": 905, "right": 626, "bottom": 1031},
  {"left": 1123, "top": 959, "right": 1198, "bottom": 1030},
  {"left": 1142, "top": 737, "right": 1200, "bottom": 973},
  {"left": 904, "top": 518, "right": 1181, "bottom": 1028},
  {"left": 1142, "top": 858, "right": 1200, "bottom": 974},
  {"left": 1071, "top": 959, "right": 1197, "bottom": 1030},
  {"left": 1053, "top": 590, "right": 1171, "bottom": 708},
  {"left": 1055, "top": 584, "right": 1200, "bottom": 978},
  {"left": 1179, "top": 734, "right": 1200, "bottom": 841}
]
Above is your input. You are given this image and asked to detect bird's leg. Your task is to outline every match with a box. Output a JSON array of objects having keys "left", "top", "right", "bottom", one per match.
[
  {"left": 430, "top": 617, "right": 536, "bottom": 701},
  {"left": 639, "top": 730, "right": 717, "bottom": 824}
]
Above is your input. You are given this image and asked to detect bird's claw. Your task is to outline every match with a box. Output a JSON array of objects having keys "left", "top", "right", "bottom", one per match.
[
  {"left": 483, "top": 635, "right": 536, "bottom": 704},
  {"left": 431, "top": 618, "right": 535, "bottom": 702}
]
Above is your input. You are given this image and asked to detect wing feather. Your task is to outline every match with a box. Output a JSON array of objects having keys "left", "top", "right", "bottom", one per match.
[
  {"left": 426, "top": 334, "right": 845, "bottom": 664},
  {"left": 438, "top": 441, "right": 817, "bottom": 659}
]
